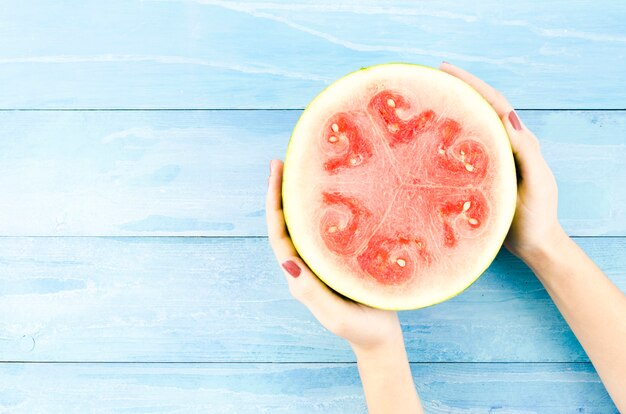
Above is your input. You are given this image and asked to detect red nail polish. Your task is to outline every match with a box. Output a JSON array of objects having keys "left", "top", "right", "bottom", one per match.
[
  {"left": 282, "top": 260, "right": 301, "bottom": 278},
  {"left": 508, "top": 110, "right": 522, "bottom": 131},
  {"left": 442, "top": 61, "right": 449, "bottom": 65}
]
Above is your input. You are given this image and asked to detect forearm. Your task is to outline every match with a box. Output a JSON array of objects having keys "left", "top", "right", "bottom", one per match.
[
  {"left": 522, "top": 228, "right": 626, "bottom": 411},
  {"left": 352, "top": 334, "right": 423, "bottom": 414}
]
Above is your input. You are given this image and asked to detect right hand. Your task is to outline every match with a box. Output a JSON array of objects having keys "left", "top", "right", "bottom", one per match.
[{"left": 439, "top": 62, "right": 565, "bottom": 262}]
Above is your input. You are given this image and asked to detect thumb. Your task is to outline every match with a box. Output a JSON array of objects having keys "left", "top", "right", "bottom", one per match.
[
  {"left": 280, "top": 256, "right": 354, "bottom": 329},
  {"left": 501, "top": 109, "right": 544, "bottom": 180}
]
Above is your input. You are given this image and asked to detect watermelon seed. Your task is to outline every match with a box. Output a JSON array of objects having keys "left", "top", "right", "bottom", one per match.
[
  {"left": 389, "top": 123, "right": 400, "bottom": 133},
  {"left": 465, "top": 163, "right": 474, "bottom": 172},
  {"left": 396, "top": 258, "right": 406, "bottom": 267},
  {"left": 468, "top": 218, "right": 479, "bottom": 225},
  {"left": 329, "top": 136, "right": 338, "bottom": 143},
  {"left": 332, "top": 123, "right": 339, "bottom": 132},
  {"left": 328, "top": 225, "right": 338, "bottom": 233},
  {"left": 350, "top": 155, "right": 362, "bottom": 165},
  {"left": 387, "top": 98, "right": 396, "bottom": 107},
  {"left": 463, "top": 201, "right": 471, "bottom": 212}
]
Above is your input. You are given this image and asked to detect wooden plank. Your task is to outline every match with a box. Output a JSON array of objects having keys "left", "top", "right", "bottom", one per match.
[
  {"left": 0, "top": 236, "right": 623, "bottom": 363},
  {"left": 0, "top": 110, "right": 624, "bottom": 236},
  {"left": 0, "top": 1, "right": 625, "bottom": 109},
  {"left": 0, "top": 362, "right": 616, "bottom": 413}
]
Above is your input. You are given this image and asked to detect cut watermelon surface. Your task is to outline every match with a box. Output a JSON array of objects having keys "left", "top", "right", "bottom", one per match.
[{"left": 283, "top": 64, "right": 516, "bottom": 310}]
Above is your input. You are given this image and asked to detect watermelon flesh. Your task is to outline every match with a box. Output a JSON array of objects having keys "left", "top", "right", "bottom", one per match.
[{"left": 283, "top": 64, "right": 516, "bottom": 310}]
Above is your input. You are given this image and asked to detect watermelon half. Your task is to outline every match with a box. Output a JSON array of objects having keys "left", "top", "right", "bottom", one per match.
[{"left": 282, "top": 63, "right": 516, "bottom": 310}]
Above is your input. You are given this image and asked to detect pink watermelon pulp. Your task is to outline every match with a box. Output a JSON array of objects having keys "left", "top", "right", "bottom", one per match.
[{"left": 282, "top": 63, "right": 516, "bottom": 310}]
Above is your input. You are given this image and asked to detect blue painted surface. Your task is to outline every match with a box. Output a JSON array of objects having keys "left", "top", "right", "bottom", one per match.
[
  {"left": 0, "top": 110, "right": 624, "bottom": 236},
  {"left": 0, "top": 0, "right": 623, "bottom": 412},
  {"left": 0, "top": 363, "right": 616, "bottom": 413},
  {"left": 0, "top": 0, "right": 625, "bottom": 108},
  {"left": 0, "top": 237, "right": 623, "bottom": 363}
]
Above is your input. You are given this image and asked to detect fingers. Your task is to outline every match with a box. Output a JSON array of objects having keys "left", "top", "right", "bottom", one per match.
[
  {"left": 266, "top": 159, "right": 297, "bottom": 259},
  {"left": 265, "top": 160, "right": 356, "bottom": 330},
  {"left": 439, "top": 62, "right": 514, "bottom": 117},
  {"left": 439, "top": 61, "right": 522, "bottom": 152},
  {"left": 439, "top": 61, "right": 545, "bottom": 177},
  {"left": 280, "top": 256, "right": 355, "bottom": 331},
  {"left": 500, "top": 107, "right": 545, "bottom": 180}
]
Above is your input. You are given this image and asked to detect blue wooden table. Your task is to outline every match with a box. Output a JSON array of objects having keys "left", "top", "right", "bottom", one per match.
[{"left": 0, "top": 1, "right": 624, "bottom": 412}]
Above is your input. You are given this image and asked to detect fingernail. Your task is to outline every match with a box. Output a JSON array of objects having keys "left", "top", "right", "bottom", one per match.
[
  {"left": 442, "top": 61, "right": 449, "bottom": 65},
  {"left": 508, "top": 110, "right": 522, "bottom": 131},
  {"left": 282, "top": 260, "right": 301, "bottom": 278},
  {"left": 269, "top": 160, "right": 274, "bottom": 175}
]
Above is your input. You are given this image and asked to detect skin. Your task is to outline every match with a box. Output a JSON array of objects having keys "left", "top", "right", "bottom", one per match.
[{"left": 266, "top": 62, "right": 626, "bottom": 412}]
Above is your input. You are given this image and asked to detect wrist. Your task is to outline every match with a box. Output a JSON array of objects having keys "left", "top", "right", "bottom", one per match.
[
  {"left": 350, "top": 323, "right": 423, "bottom": 413},
  {"left": 351, "top": 331, "right": 413, "bottom": 393},
  {"left": 518, "top": 226, "right": 576, "bottom": 289},
  {"left": 516, "top": 224, "right": 569, "bottom": 268},
  {"left": 350, "top": 329, "right": 407, "bottom": 362}
]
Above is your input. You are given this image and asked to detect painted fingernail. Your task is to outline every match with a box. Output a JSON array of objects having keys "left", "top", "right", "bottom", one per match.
[
  {"left": 442, "top": 61, "right": 449, "bottom": 65},
  {"left": 508, "top": 110, "right": 522, "bottom": 131},
  {"left": 282, "top": 260, "right": 301, "bottom": 278}
]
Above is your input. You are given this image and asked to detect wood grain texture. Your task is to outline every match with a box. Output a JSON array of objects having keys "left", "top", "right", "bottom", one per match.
[
  {"left": 0, "top": 0, "right": 625, "bottom": 109},
  {"left": 0, "top": 110, "right": 624, "bottom": 236},
  {"left": 0, "top": 362, "right": 616, "bottom": 413},
  {"left": 1, "top": 2, "right": 624, "bottom": 410},
  {"left": 1, "top": 237, "right": 623, "bottom": 363}
]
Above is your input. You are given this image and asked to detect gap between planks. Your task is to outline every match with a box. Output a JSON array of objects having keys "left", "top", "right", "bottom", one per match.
[
  {"left": 0, "top": 235, "right": 620, "bottom": 239},
  {"left": 0, "top": 361, "right": 597, "bottom": 364},
  {"left": 0, "top": 108, "right": 625, "bottom": 112}
]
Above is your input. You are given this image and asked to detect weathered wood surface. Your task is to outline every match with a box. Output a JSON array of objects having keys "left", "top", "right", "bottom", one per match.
[
  {"left": 1, "top": 237, "right": 623, "bottom": 363},
  {"left": 1, "top": 0, "right": 624, "bottom": 410},
  {"left": 0, "top": 363, "right": 616, "bottom": 413},
  {"left": 0, "top": 110, "right": 624, "bottom": 236},
  {"left": 0, "top": 0, "right": 625, "bottom": 109}
]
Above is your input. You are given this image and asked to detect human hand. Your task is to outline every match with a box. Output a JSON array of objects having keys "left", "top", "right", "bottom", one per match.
[
  {"left": 267, "top": 160, "right": 422, "bottom": 412},
  {"left": 439, "top": 62, "right": 566, "bottom": 263},
  {"left": 266, "top": 159, "right": 403, "bottom": 354}
]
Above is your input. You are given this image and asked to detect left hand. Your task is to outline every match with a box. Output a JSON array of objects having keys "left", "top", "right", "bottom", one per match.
[{"left": 266, "top": 159, "right": 403, "bottom": 353}]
